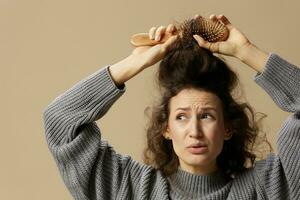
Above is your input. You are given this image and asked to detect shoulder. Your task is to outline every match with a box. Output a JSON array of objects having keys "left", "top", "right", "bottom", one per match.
[
  {"left": 122, "top": 155, "right": 166, "bottom": 181},
  {"left": 231, "top": 154, "right": 278, "bottom": 184},
  {"left": 119, "top": 158, "right": 169, "bottom": 197}
]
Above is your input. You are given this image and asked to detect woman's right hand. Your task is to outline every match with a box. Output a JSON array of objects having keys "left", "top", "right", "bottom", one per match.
[
  {"left": 193, "top": 14, "right": 252, "bottom": 60},
  {"left": 108, "top": 24, "right": 178, "bottom": 86},
  {"left": 130, "top": 24, "right": 179, "bottom": 69}
]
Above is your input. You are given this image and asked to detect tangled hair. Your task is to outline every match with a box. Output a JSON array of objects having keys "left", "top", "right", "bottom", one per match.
[{"left": 142, "top": 18, "right": 272, "bottom": 178}]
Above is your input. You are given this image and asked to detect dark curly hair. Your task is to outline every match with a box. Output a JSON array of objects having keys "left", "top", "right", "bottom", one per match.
[{"left": 142, "top": 18, "right": 272, "bottom": 178}]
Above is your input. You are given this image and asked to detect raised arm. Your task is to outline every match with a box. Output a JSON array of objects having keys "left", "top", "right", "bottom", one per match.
[
  {"left": 43, "top": 66, "right": 128, "bottom": 199},
  {"left": 194, "top": 14, "right": 300, "bottom": 199},
  {"left": 43, "top": 26, "right": 178, "bottom": 199},
  {"left": 249, "top": 51, "right": 300, "bottom": 200}
]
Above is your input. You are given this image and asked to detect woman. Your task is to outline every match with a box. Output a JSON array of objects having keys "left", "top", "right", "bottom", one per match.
[{"left": 43, "top": 14, "right": 300, "bottom": 199}]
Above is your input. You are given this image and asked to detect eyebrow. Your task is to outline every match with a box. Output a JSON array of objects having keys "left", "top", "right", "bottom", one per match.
[{"left": 175, "top": 106, "right": 217, "bottom": 112}]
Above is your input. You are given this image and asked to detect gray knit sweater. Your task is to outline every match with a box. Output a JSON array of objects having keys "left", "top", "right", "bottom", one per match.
[{"left": 43, "top": 53, "right": 300, "bottom": 200}]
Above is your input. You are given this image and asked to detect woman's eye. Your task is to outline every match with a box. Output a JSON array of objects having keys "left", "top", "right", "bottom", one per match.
[
  {"left": 201, "top": 113, "right": 212, "bottom": 119},
  {"left": 176, "top": 114, "right": 186, "bottom": 120}
]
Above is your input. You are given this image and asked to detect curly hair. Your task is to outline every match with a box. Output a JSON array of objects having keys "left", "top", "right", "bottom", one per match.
[{"left": 142, "top": 18, "right": 272, "bottom": 178}]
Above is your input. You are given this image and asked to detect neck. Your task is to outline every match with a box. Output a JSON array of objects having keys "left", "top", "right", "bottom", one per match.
[
  {"left": 167, "top": 168, "right": 230, "bottom": 198},
  {"left": 179, "top": 160, "right": 218, "bottom": 175}
]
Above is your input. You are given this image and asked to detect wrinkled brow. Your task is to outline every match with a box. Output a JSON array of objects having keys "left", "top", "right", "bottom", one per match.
[{"left": 175, "top": 106, "right": 217, "bottom": 112}]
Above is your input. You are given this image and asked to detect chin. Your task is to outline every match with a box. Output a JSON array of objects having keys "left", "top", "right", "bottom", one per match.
[{"left": 187, "top": 155, "right": 211, "bottom": 166}]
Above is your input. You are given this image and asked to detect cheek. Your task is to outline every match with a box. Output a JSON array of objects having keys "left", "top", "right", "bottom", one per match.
[
  {"left": 211, "top": 133, "right": 224, "bottom": 149},
  {"left": 168, "top": 123, "right": 187, "bottom": 152},
  {"left": 168, "top": 118, "right": 186, "bottom": 135},
  {"left": 169, "top": 125, "right": 186, "bottom": 143},
  {"left": 206, "top": 125, "right": 226, "bottom": 154},
  {"left": 207, "top": 124, "right": 224, "bottom": 138}
]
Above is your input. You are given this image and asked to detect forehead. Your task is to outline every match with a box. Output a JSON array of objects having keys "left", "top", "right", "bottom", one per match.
[{"left": 169, "top": 88, "right": 222, "bottom": 110}]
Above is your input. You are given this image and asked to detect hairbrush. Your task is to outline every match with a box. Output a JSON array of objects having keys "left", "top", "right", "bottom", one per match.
[{"left": 130, "top": 16, "right": 229, "bottom": 47}]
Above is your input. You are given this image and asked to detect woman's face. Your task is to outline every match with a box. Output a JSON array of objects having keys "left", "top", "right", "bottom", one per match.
[{"left": 164, "top": 88, "right": 230, "bottom": 175}]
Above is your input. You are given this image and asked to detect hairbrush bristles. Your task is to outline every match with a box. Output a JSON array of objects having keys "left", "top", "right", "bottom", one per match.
[
  {"left": 130, "top": 15, "right": 229, "bottom": 47},
  {"left": 179, "top": 16, "right": 229, "bottom": 42}
]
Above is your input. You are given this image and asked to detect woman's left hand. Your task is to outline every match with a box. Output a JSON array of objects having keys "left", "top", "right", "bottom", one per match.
[
  {"left": 193, "top": 14, "right": 269, "bottom": 73},
  {"left": 193, "top": 14, "right": 252, "bottom": 60}
]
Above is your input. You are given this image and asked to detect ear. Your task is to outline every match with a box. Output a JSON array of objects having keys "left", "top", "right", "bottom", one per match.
[
  {"left": 224, "top": 123, "right": 233, "bottom": 141},
  {"left": 163, "top": 127, "right": 171, "bottom": 140},
  {"left": 224, "top": 131, "right": 232, "bottom": 140}
]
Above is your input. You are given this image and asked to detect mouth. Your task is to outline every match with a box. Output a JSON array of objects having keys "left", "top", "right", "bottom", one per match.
[{"left": 187, "top": 143, "right": 208, "bottom": 154}]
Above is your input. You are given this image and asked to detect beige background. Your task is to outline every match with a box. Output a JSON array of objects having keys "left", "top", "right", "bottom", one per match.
[{"left": 1, "top": 0, "right": 299, "bottom": 199}]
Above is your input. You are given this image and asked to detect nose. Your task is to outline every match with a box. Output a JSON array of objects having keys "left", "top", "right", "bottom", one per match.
[{"left": 188, "top": 116, "right": 203, "bottom": 138}]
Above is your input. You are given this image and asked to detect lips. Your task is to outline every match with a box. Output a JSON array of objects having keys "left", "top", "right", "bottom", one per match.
[
  {"left": 187, "top": 143, "right": 207, "bottom": 148},
  {"left": 187, "top": 143, "right": 208, "bottom": 154}
]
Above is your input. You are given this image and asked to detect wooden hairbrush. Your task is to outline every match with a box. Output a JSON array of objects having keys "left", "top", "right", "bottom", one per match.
[{"left": 130, "top": 16, "right": 229, "bottom": 47}]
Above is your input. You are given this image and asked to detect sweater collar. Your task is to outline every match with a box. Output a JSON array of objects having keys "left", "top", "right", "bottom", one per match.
[{"left": 167, "top": 168, "right": 229, "bottom": 198}]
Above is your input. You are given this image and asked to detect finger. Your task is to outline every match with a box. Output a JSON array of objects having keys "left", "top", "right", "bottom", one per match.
[
  {"left": 155, "top": 26, "right": 166, "bottom": 41},
  {"left": 217, "top": 15, "right": 230, "bottom": 25},
  {"left": 193, "top": 35, "right": 207, "bottom": 47},
  {"left": 194, "top": 14, "right": 201, "bottom": 19},
  {"left": 217, "top": 15, "right": 234, "bottom": 30},
  {"left": 209, "top": 14, "right": 218, "bottom": 23},
  {"left": 149, "top": 27, "right": 157, "bottom": 40},
  {"left": 166, "top": 24, "right": 176, "bottom": 33},
  {"left": 193, "top": 35, "right": 219, "bottom": 53}
]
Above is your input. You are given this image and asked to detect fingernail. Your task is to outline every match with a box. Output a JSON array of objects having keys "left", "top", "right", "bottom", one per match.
[{"left": 155, "top": 35, "right": 160, "bottom": 41}]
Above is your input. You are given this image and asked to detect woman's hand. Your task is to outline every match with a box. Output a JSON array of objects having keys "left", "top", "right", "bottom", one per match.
[
  {"left": 130, "top": 24, "right": 179, "bottom": 69},
  {"left": 193, "top": 14, "right": 252, "bottom": 59},
  {"left": 108, "top": 24, "right": 178, "bottom": 86},
  {"left": 193, "top": 14, "right": 269, "bottom": 73}
]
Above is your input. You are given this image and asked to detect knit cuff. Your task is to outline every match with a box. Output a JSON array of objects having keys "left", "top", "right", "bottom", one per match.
[{"left": 254, "top": 53, "right": 300, "bottom": 112}]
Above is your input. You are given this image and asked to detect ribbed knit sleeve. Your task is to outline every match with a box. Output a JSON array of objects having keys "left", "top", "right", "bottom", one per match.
[
  {"left": 253, "top": 53, "right": 300, "bottom": 199},
  {"left": 43, "top": 66, "right": 131, "bottom": 199}
]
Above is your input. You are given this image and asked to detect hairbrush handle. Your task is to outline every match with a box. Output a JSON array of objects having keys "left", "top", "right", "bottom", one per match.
[{"left": 130, "top": 31, "right": 176, "bottom": 47}]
